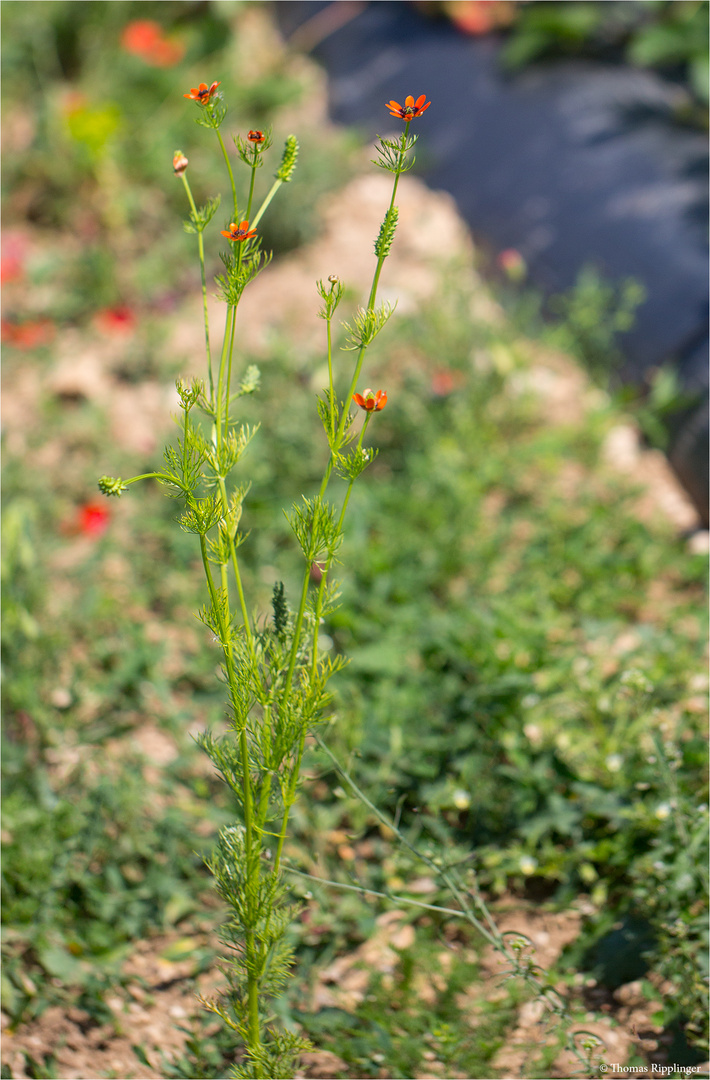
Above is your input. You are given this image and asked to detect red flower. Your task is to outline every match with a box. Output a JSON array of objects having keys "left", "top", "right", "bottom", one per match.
[
  {"left": 447, "top": 1, "right": 515, "bottom": 36},
  {"left": 497, "top": 248, "right": 526, "bottom": 281},
  {"left": 1, "top": 232, "right": 27, "bottom": 285},
  {"left": 121, "top": 20, "right": 185, "bottom": 67},
  {"left": 122, "top": 19, "right": 161, "bottom": 53},
  {"left": 385, "top": 94, "right": 431, "bottom": 120},
  {"left": 247, "top": 130, "right": 266, "bottom": 144},
  {"left": 220, "top": 221, "right": 257, "bottom": 242},
  {"left": 94, "top": 305, "right": 136, "bottom": 336},
  {"left": 449, "top": 1, "right": 495, "bottom": 35},
  {"left": 184, "top": 81, "right": 221, "bottom": 104},
  {"left": 78, "top": 502, "right": 110, "bottom": 538},
  {"left": 430, "top": 369, "right": 458, "bottom": 397},
  {"left": 1, "top": 254, "right": 23, "bottom": 285},
  {"left": 1, "top": 318, "right": 55, "bottom": 349},
  {"left": 353, "top": 388, "right": 388, "bottom": 412}
]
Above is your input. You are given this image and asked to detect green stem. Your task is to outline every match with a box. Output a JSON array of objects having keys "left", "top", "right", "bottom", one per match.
[
  {"left": 326, "top": 312, "right": 335, "bottom": 439},
  {"left": 310, "top": 417, "right": 370, "bottom": 674},
  {"left": 245, "top": 153, "right": 258, "bottom": 223},
  {"left": 251, "top": 177, "right": 283, "bottom": 229},
  {"left": 216, "top": 474, "right": 252, "bottom": 646},
  {"left": 223, "top": 305, "right": 238, "bottom": 436},
  {"left": 281, "top": 567, "right": 311, "bottom": 702},
  {"left": 214, "top": 306, "right": 233, "bottom": 448},
  {"left": 233, "top": 159, "right": 258, "bottom": 299},
  {"left": 215, "top": 127, "right": 239, "bottom": 220},
  {"left": 313, "top": 129, "right": 409, "bottom": 502},
  {"left": 283, "top": 864, "right": 494, "bottom": 922},
  {"left": 181, "top": 173, "right": 215, "bottom": 405},
  {"left": 313, "top": 733, "right": 497, "bottom": 945},
  {"left": 198, "top": 532, "right": 260, "bottom": 1056},
  {"left": 272, "top": 134, "right": 412, "bottom": 880},
  {"left": 122, "top": 471, "right": 169, "bottom": 486}
]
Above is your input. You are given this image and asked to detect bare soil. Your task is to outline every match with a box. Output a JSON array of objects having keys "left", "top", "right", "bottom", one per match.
[{"left": 2, "top": 8, "right": 704, "bottom": 1078}]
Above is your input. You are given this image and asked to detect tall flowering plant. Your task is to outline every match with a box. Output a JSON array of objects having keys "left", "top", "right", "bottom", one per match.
[{"left": 98, "top": 83, "right": 429, "bottom": 1078}]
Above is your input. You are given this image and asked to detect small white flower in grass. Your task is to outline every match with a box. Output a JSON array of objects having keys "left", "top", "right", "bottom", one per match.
[
  {"left": 605, "top": 753, "right": 623, "bottom": 773},
  {"left": 519, "top": 855, "right": 538, "bottom": 876},
  {"left": 655, "top": 802, "right": 671, "bottom": 820}
]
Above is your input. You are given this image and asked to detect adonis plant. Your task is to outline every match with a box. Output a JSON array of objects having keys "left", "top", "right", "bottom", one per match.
[
  {"left": 97, "top": 84, "right": 606, "bottom": 1078},
  {"left": 98, "top": 82, "right": 432, "bottom": 1078}
]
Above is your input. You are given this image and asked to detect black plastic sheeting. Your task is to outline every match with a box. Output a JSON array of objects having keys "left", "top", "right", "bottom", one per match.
[{"left": 274, "top": 1, "right": 709, "bottom": 523}]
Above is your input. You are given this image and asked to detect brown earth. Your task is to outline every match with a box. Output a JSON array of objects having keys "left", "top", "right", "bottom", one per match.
[
  {"left": 3, "top": 133, "right": 704, "bottom": 1080},
  {"left": 2, "top": 7, "right": 705, "bottom": 1080}
]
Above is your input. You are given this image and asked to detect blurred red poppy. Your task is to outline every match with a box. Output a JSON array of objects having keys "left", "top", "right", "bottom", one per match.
[
  {"left": 430, "top": 369, "right": 458, "bottom": 397},
  {"left": 444, "top": 1, "right": 515, "bottom": 36},
  {"left": 78, "top": 502, "right": 110, "bottom": 537},
  {"left": 94, "top": 305, "right": 136, "bottom": 336},
  {"left": 497, "top": 248, "right": 526, "bottom": 281},
  {"left": 1, "top": 233, "right": 27, "bottom": 285},
  {"left": 121, "top": 20, "right": 185, "bottom": 68},
  {"left": 1, "top": 318, "right": 55, "bottom": 349}
]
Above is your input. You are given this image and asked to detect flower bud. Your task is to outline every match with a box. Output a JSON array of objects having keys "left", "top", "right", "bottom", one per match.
[
  {"left": 173, "top": 150, "right": 188, "bottom": 175},
  {"left": 98, "top": 475, "right": 128, "bottom": 497}
]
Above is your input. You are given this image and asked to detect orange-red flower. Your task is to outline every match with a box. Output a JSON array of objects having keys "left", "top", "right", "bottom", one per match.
[
  {"left": 173, "top": 150, "right": 189, "bottom": 175},
  {"left": 247, "top": 130, "right": 266, "bottom": 144},
  {"left": 220, "top": 221, "right": 257, "bottom": 242},
  {"left": 446, "top": 1, "right": 516, "bottom": 37},
  {"left": 94, "top": 305, "right": 136, "bottom": 336},
  {"left": 78, "top": 502, "right": 110, "bottom": 538},
  {"left": 1, "top": 318, "right": 55, "bottom": 349},
  {"left": 353, "top": 388, "right": 387, "bottom": 412},
  {"left": 430, "top": 369, "right": 458, "bottom": 397},
  {"left": 385, "top": 94, "right": 431, "bottom": 120},
  {"left": 1, "top": 232, "right": 27, "bottom": 285},
  {"left": 121, "top": 20, "right": 185, "bottom": 67},
  {"left": 497, "top": 248, "right": 526, "bottom": 281},
  {"left": 184, "top": 81, "right": 221, "bottom": 104}
]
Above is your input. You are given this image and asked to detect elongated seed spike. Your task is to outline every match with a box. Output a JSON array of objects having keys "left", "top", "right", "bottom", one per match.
[
  {"left": 374, "top": 206, "right": 398, "bottom": 258},
  {"left": 276, "top": 135, "right": 299, "bottom": 182}
]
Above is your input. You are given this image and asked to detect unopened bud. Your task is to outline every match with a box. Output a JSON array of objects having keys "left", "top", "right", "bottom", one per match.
[
  {"left": 98, "top": 476, "right": 127, "bottom": 497},
  {"left": 173, "top": 150, "right": 189, "bottom": 176}
]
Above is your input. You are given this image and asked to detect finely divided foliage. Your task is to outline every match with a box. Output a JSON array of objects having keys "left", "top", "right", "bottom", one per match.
[
  {"left": 97, "top": 85, "right": 604, "bottom": 1078},
  {"left": 97, "top": 80, "right": 411, "bottom": 1079}
]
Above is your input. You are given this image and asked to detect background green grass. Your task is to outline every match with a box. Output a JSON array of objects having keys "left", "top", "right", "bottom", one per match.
[{"left": 2, "top": 3, "right": 707, "bottom": 1077}]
